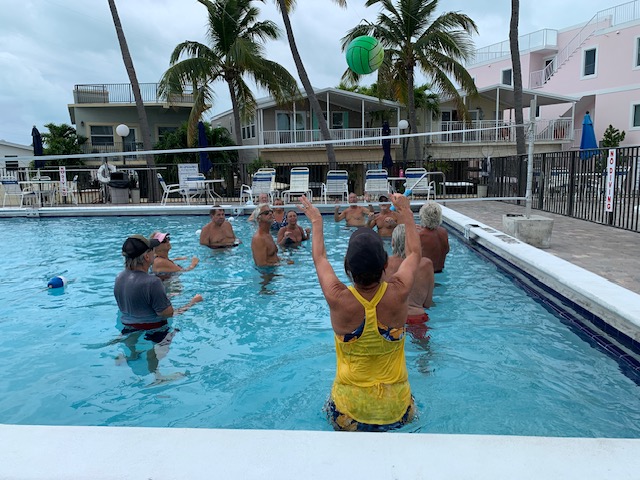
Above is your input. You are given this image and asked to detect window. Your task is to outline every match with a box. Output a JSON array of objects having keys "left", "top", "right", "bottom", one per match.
[
  {"left": 501, "top": 68, "right": 512, "bottom": 86},
  {"left": 331, "top": 112, "right": 347, "bottom": 129},
  {"left": 583, "top": 48, "right": 596, "bottom": 76},
  {"left": 241, "top": 117, "right": 256, "bottom": 140},
  {"left": 635, "top": 38, "right": 640, "bottom": 67},
  {"left": 157, "top": 126, "right": 177, "bottom": 142},
  {"left": 90, "top": 125, "right": 114, "bottom": 146},
  {"left": 633, "top": 104, "right": 640, "bottom": 128}
]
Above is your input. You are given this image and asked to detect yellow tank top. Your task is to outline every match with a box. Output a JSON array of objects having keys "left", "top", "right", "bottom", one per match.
[{"left": 331, "top": 282, "right": 411, "bottom": 425}]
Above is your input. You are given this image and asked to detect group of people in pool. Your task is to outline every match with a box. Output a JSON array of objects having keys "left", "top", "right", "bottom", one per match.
[{"left": 114, "top": 192, "right": 449, "bottom": 431}]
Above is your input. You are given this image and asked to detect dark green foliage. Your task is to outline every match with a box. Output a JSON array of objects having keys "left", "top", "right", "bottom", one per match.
[{"left": 41, "top": 123, "right": 88, "bottom": 166}]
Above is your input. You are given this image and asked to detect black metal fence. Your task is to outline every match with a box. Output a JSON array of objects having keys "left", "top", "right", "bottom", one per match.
[{"left": 488, "top": 147, "right": 640, "bottom": 232}]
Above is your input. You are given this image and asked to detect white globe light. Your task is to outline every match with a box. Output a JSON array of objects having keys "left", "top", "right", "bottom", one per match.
[
  {"left": 398, "top": 119, "right": 409, "bottom": 130},
  {"left": 116, "top": 124, "right": 130, "bottom": 137}
]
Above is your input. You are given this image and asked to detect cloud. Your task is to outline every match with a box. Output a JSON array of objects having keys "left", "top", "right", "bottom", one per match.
[{"left": 0, "top": 0, "right": 619, "bottom": 145}]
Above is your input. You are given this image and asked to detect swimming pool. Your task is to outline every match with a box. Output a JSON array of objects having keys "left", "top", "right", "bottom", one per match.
[{"left": 1, "top": 214, "right": 638, "bottom": 437}]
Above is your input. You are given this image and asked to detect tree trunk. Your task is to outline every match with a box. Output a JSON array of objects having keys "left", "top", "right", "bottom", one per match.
[
  {"left": 509, "top": 0, "right": 526, "bottom": 159},
  {"left": 277, "top": 0, "right": 337, "bottom": 170},
  {"left": 227, "top": 81, "right": 247, "bottom": 166},
  {"left": 107, "top": 0, "right": 159, "bottom": 201},
  {"left": 406, "top": 65, "right": 421, "bottom": 165}
]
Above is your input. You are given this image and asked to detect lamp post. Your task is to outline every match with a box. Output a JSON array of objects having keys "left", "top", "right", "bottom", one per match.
[
  {"left": 116, "top": 124, "right": 130, "bottom": 166},
  {"left": 398, "top": 119, "right": 410, "bottom": 171}
]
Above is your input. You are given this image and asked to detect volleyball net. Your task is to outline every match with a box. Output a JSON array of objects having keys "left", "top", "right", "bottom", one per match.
[{"left": 9, "top": 124, "right": 537, "bottom": 204}]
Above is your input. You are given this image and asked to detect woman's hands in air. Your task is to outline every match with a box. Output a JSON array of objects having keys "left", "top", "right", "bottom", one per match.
[{"left": 299, "top": 195, "right": 321, "bottom": 224}]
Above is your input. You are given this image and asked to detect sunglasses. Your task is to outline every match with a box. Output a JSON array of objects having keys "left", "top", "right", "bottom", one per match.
[{"left": 259, "top": 210, "right": 274, "bottom": 216}]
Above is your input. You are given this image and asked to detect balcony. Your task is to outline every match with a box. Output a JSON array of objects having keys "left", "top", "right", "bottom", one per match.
[
  {"left": 432, "top": 118, "right": 573, "bottom": 144},
  {"left": 261, "top": 127, "right": 402, "bottom": 147},
  {"left": 72, "top": 83, "right": 196, "bottom": 105},
  {"left": 467, "top": 29, "right": 559, "bottom": 66}
]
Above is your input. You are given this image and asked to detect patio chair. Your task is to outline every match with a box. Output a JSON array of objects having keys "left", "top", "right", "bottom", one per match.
[
  {"left": 1, "top": 176, "right": 38, "bottom": 208},
  {"left": 35, "top": 175, "right": 57, "bottom": 206},
  {"left": 157, "top": 173, "right": 182, "bottom": 205},
  {"left": 181, "top": 173, "right": 207, "bottom": 204},
  {"left": 282, "top": 166, "right": 312, "bottom": 203},
  {"left": 403, "top": 167, "right": 435, "bottom": 200},
  {"left": 257, "top": 167, "right": 278, "bottom": 195},
  {"left": 68, "top": 175, "right": 79, "bottom": 205},
  {"left": 321, "top": 170, "right": 349, "bottom": 203},
  {"left": 240, "top": 171, "right": 276, "bottom": 204},
  {"left": 364, "top": 169, "right": 390, "bottom": 200}
]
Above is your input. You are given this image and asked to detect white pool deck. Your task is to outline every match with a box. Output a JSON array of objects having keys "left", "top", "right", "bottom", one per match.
[{"left": 1, "top": 201, "right": 639, "bottom": 479}]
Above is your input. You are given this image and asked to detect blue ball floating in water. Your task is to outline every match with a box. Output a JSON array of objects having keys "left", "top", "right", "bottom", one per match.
[{"left": 47, "top": 276, "right": 67, "bottom": 289}]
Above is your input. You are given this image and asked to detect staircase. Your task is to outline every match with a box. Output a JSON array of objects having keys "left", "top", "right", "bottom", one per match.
[{"left": 529, "top": 0, "right": 640, "bottom": 88}]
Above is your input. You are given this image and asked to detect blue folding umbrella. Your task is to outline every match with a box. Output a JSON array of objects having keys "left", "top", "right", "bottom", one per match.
[
  {"left": 579, "top": 111, "right": 598, "bottom": 160},
  {"left": 381, "top": 121, "right": 393, "bottom": 170},
  {"left": 198, "top": 121, "right": 212, "bottom": 174},
  {"left": 32, "top": 126, "right": 45, "bottom": 169}
]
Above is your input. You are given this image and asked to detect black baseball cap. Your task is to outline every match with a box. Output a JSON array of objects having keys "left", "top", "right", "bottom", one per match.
[
  {"left": 378, "top": 194, "right": 389, "bottom": 202},
  {"left": 345, "top": 227, "right": 387, "bottom": 276},
  {"left": 122, "top": 234, "right": 160, "bottom": 259}
]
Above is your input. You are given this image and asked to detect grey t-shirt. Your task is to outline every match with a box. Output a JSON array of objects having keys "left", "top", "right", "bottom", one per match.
[{"left": 114, "top": 270, "right": 172, "bottom": 325}]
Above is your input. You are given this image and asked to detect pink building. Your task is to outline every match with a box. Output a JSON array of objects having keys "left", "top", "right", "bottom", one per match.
[{"left": 466, "top": 0, "right": 640, "bottom": 147}]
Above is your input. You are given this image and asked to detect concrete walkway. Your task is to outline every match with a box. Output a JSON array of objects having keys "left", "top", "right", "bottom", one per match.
[{"left": 443, "top": 200, "right": 640, "bottom": 295}]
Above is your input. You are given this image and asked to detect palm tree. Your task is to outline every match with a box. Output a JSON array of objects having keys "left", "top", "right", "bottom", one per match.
[
  {"left": 159, "top": 0, "right": 299, "bottom": 164},
  {"left": 343, "top": 0, "right": 478, "bottom": 163},
  {"left": 107, "top": 0, "right": 159, "bottom": 200},
  {"left": 509, "top": 0, "right": 526, "bottom": 158},
  {"left": 274, "top": 0, "right": 347, "bottom": 170}
]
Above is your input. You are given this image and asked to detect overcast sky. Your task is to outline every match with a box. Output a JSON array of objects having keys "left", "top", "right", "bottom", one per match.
[{"left": 0, "top": 0, "right": 618, "bottom": 146}]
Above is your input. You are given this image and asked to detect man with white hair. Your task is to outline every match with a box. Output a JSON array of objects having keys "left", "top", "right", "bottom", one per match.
[{"left": 417, "top": 202, "right": 449, "bottom": 273}]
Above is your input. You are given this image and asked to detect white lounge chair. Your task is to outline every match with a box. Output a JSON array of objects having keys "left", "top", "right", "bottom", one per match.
[
  {"left": 364, "top": 169, "right": 390, "bottom": 200},
  {"left": 1, "top": 176, "right": 38, "bottom": 208},
  {"left": 282, "top": 167, "right": 312, "bottom": 203},
  {"left": 240, "top": 171, "right": 276, "bottom": 204},
  {"left": 321, "top": 170, "right": 349, "bottom": 203},
  {"left": 181, "top": 173, "right": 207, "bottom": 204},
  {"left": 157, "top": 173, "right": 182, "bottom": 205},
  {"left": 403, "top": 167, "right": 435, "bottom": 199},
  {"left": 257, "top": 167, "right": 277, "bottom": 195}
]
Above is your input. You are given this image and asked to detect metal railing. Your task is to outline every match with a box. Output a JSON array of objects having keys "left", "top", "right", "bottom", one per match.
[
  {"left": 467, "top": 29, "right": 558, "bottom": 65},
  {"left": 72, "top": 83, "right": 196, "bottom": 105},
  {"left": 261, "top": 127, "right": 402, "bottom": 147},
  {"left": 432, "top": 119, "right": 573, "bottom": 144},
  {"left": 528, "top": 1, "right": 637, "bottom": 88},
  {"left": 490, "top": 147, "right": 640, "bottom": 232}
]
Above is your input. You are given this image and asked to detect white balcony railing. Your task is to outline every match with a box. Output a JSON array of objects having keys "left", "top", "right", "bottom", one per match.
[
  {"left": 467, "top": 29, "right": 558, "bottom": 65},
  {"left": 261, "top": 127, "right": 402, "bottom": 147},
  {"left": 432, "top": 118, "right": 574, "bottom": 144}
]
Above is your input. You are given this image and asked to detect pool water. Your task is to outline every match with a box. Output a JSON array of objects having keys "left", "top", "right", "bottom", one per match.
[{"left": 0, "top": 215, "right": 638, "bottom": 437}]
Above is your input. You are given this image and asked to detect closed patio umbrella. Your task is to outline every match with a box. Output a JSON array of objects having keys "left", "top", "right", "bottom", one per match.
[
  {"left": 579, "top": 111, "right": 598, "bottom": 160},
  {"left": 198, "top": 121, "right": 212, "bottom": 175},
  {"left": 381, "top": 121, "right": 393, "bottom": 171},
  {"left": 32, "top": 126, "right": 44, "bottom": 170}
]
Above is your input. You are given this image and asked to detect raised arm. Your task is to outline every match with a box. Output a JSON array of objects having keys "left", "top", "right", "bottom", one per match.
[
  {"left": 300, "top": 196, "right": 343, "bottom": 301},
  {"left": 387, "top": 194, "right": 421, "bottom": 294}
]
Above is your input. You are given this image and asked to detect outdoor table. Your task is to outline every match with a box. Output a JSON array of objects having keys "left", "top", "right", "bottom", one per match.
[{"left": 200, "top": 179, "right": 224, "bottom": 204}]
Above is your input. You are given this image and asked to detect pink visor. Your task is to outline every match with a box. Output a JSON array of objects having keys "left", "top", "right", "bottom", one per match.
[{"left": 152, "top": 232, "right": 169, "bottom": 243}]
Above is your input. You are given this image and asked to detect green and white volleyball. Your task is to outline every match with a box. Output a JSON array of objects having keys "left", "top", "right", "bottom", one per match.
[{"left": 345, "top": 36, "right": 384, "bottom": 75}]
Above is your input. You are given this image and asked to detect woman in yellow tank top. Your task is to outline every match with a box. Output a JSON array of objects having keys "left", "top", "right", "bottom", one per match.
[{"left": 299, "top": 194, "right": 422, "bottom": 432}]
